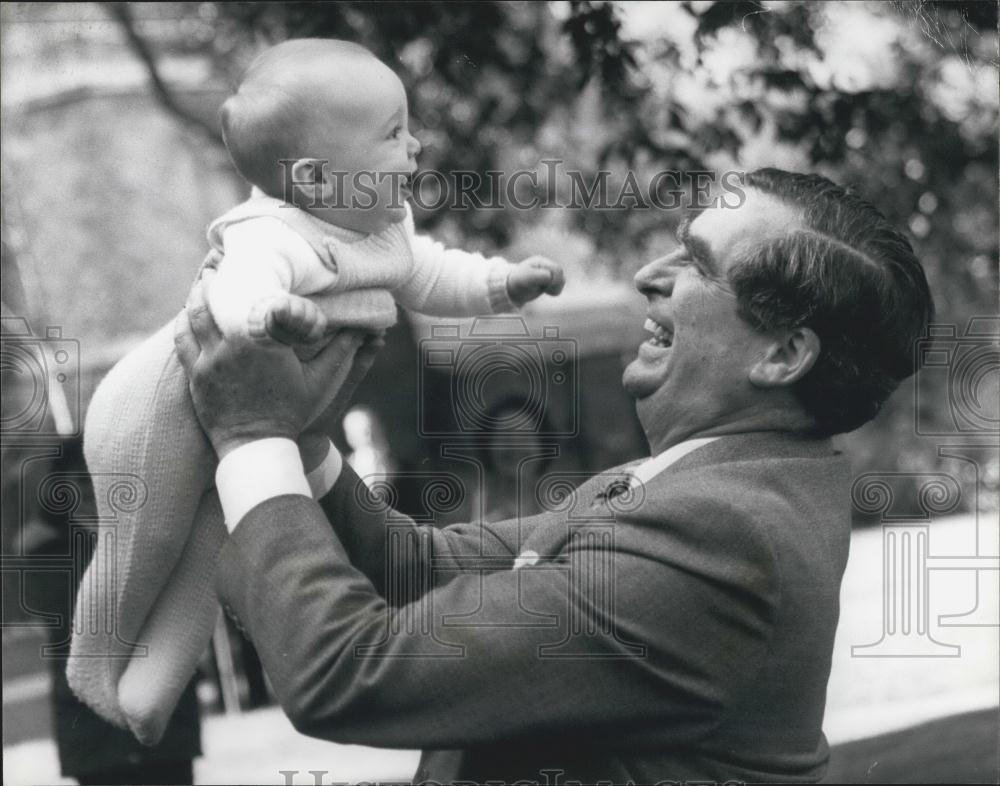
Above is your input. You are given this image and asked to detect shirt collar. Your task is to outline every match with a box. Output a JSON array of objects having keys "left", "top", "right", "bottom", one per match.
[{"left": 629, "top": 436, "right": 721, "bottom": 488}]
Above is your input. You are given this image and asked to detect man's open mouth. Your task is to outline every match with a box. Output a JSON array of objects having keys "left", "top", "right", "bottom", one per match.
[{"left": 643, "top": 317, "right": 674, "bottom": 348}]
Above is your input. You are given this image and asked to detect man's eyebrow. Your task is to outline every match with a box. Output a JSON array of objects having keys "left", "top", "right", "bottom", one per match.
[{"left": 677, "top": 215, "right": 718, "bottom": 276}]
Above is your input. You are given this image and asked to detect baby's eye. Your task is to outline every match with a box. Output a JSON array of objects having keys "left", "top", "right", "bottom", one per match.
[{"left": 389, "top": 125, "right": 404, "bottom": 140}]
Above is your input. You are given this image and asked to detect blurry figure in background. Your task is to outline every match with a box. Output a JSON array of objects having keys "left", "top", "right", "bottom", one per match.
[
  {"left": 4, "top": 436, "right": 202, "bottom": 786},
  {"left": 51, "top": 643, "right": 201, "bottom": 786},
  {"left": 0, "top": 271, "right": 202, "bottom": 781},
  {"left": 343, "top": 406, "right": 395, "bottom": 489},
  {"left": 475, "top": 395, "right": 557, "bottom": 523}
]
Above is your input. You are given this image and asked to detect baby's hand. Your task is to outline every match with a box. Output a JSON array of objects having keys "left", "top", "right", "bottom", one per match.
[
  {"left": 506, "top": 256, "right": 565, "bottom": 307},
  {"left": 248, "top": 293, "right": 327, "bottom": 345}
]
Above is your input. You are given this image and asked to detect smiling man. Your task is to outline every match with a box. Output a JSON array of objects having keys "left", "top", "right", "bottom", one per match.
[{"left": 174, "top": 168, "right": 933, "bottom": 784}]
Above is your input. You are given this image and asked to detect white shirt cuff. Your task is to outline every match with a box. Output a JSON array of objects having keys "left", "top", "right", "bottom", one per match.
[
  {"left": 216, "top": 438, "right": 311, "bottom": 532},
  {"left": 305, "top": 440, "right": 344, "bottom": 500}
]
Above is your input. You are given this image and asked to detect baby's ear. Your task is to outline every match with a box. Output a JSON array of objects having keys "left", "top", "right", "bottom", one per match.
[
  {"left": 286, "top": 158, "right": 326, "bottom": 206},
  {"left": 290, "top": 158, "right": 325, "bottom": 184}
]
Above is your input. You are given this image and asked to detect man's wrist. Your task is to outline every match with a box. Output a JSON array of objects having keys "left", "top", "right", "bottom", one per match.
[
  {"left": 304, "top": 441, "right": 343, "bottom": 499},
  {"left": 490, "top": 261, "right": 518, "bottom": 313},
  {"left": 215, "top": 437, "right": 311, "bottom": 530},
  {"left": 298, "top": 433, "right": 332, "bottom": 474},
  {"left": 213, "top": 421, "right": 299, "bottom": 461}
]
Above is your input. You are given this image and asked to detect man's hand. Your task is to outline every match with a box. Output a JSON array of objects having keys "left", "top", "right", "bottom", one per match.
[
  {"left": 298, "top": 331, "right": 385, "bottom": 472},
  {"left": 174, "top": 270, "right": 368, "bottom": 460},
  {"left": 506, "top": 255, "right": 566, "bottom": 307}
]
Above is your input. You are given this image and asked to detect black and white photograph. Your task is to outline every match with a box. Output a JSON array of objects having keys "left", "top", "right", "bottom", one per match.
[{"left": 1, "top": 2, "right": 998, "bottom": 784}]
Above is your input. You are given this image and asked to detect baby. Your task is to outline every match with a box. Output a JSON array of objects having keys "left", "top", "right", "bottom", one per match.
[{"left": 68, "top": 38, "right": 564, "bottom": 745}]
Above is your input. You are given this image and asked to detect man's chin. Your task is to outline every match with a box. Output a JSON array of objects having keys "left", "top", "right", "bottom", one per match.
[{"left": 622, "top": 363, "right": 662, "bottom": 400}]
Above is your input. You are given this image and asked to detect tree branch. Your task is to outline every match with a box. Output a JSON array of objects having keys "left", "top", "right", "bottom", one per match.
[{"left": 103, "top": 2, "right": 224, "bottom": 146}]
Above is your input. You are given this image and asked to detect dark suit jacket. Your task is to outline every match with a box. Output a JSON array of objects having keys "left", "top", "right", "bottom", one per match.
[{"left": 216, "top": 431, "right": 851, "bottom": 783}]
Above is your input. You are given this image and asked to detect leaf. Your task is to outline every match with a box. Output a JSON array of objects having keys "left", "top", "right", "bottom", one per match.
[
  {"left": 756, "top": 68, "right": 809, "bottom": 92},
  {"left": 694, "top": 1, "right": 766, "bottom": 42}
]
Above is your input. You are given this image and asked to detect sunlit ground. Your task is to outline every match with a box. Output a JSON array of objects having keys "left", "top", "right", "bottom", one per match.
[{"left": 3, "top": 514, "right": 997, "bottom": 785}]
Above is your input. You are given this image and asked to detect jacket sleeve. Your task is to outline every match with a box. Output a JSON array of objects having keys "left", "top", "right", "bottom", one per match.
[
  {"left": 214, "top": 485, "right": 779, "bottom": 750},
  {"left": 316, "top": 463, "right": 550, "bottom": 603}
]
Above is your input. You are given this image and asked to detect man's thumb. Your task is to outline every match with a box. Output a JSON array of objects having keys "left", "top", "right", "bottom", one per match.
[{"left": 307, "top": 330, "right": 365, "bottom": 384}]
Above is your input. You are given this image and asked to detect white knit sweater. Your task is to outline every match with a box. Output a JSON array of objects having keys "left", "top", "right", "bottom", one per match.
[{"left": 207, "top": 190, "right": 515, "bottom": 336}]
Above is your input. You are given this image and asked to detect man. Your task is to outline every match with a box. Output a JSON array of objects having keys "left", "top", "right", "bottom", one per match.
[{"left": 175, "top": 169, "right": 933, "bottom": 783}]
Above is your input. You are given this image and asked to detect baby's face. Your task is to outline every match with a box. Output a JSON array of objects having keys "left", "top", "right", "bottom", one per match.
[{"left": 314, "top": 59, "right": 420, "bottom": 233}]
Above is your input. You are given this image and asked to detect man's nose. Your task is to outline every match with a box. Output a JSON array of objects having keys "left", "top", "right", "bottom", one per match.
[{"left": 634, "top": 254, "right": 675, "bottom": 297}]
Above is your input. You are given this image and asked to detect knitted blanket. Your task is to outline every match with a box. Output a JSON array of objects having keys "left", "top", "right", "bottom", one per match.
[{"left": 68, "top": 242, "right": 399, "bottom": 745}]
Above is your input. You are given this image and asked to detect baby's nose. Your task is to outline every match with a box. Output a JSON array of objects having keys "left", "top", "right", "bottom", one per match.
[{"left": 407, "top": 133, "right": 422, "bottom": 158}]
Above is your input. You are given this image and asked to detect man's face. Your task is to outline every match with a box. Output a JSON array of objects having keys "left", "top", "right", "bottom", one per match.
[{"left": 622, "top": 189, "right": 804, "bottom": 449}]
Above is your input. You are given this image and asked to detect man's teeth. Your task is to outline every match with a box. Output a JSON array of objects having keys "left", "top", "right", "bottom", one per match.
[{"left": 643, "top": 318, "right": 673, "bottom": 347}]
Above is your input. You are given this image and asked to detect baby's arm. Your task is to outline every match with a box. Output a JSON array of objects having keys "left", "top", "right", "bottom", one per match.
[
  {"left": 395, "top": 207, "right": 564, "bottom": 317},
  {"left": 399, "top": 231, "right": 514, "bottom": 316},
  {"left": 209, "top": 218, "right": 329, "bottom": 344}
]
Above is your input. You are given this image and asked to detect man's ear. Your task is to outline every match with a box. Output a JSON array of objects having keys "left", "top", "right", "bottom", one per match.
[
  {"left": 287, "top": 158, "right": 327, "bottom": 207},
  {"left": 749, "top": 327, "right": 820, "bottom": 388}
]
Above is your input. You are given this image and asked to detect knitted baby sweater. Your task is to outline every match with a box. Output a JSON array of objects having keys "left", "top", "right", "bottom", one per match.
[
  {"left": 207, "top": 189, "right": 514, "bottom": 337},
  {"left": 68, "top": 196, "right": 516, "bottom": 745}
]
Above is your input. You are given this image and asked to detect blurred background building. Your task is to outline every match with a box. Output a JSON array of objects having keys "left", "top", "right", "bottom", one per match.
[{"left": 2, "top": 2, "right": 997, "bottom": 783}]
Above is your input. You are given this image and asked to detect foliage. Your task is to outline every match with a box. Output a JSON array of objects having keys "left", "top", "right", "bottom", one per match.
[
  {"left": 125, "top": 1, "right": 997, "bottom": 289},
  {"left": 112, "top": 0, "right": 999, "bottom": 504}
]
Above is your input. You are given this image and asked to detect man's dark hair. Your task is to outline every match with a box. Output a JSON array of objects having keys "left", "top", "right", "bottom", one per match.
[{"left": 729, "top": 168, "right": 934, "bottom": 436}]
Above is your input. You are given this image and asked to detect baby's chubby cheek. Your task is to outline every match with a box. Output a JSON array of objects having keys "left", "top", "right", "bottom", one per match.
[{"left": 381, "top": 184, "right": 410, "bottom": 222}]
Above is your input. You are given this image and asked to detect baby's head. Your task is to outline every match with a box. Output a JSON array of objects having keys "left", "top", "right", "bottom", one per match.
[{"left": 221, "top": 39, "right": 420, "bottom": 233}]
